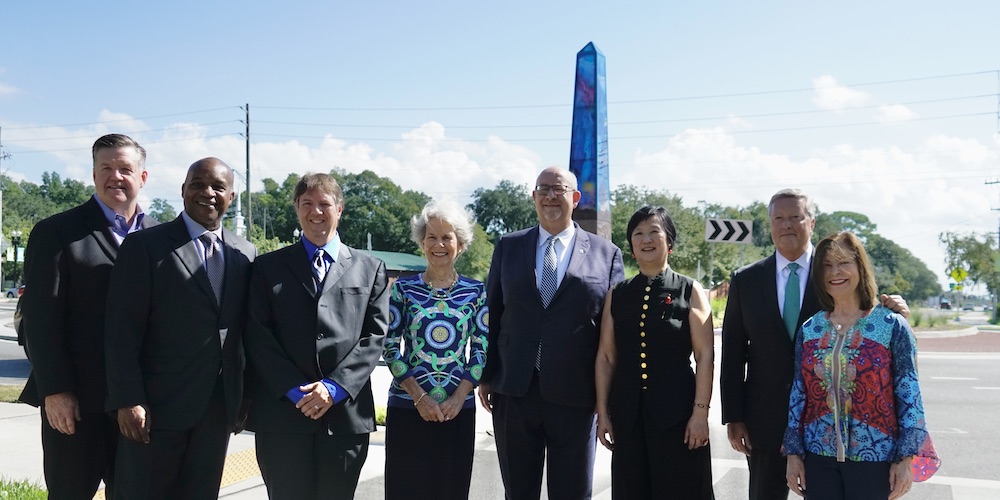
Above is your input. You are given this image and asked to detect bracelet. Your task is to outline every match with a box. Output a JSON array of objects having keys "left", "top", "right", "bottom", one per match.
[
  {"left": 414, "top": 392, "right": 429, "bottom": 407},
  {"left": 693, "top": 402, "right": 710, "bottom": 409}
]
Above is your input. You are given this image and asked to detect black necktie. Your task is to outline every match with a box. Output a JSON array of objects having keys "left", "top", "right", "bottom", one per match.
[{"left": 199, "top": 233, "right": 223, "bottom": 305}]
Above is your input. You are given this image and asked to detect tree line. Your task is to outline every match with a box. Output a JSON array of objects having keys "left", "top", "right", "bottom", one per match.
[{"left": 1, "top": 170, "right": 943, "bottom": 300}]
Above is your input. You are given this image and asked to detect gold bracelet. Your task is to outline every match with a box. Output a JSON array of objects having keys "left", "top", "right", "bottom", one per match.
[
  {"left": 414, "top": 392, "right": 429, "bottom": 407},
  {"left": 693, "top": 402, "right": 710, "bottom": 409}
]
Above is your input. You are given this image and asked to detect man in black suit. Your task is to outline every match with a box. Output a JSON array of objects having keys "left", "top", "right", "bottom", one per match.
[
  {"left": 721, "top": 189, "right": 908, "bottom": 500},
  {"left": 105, "top": 157, "right": 255, "bottom": 499},
  {"left": 478, "top": 166, "right": 624, "bottom": 499},
  {"left": 19, "top": 133, "right": 156, "bottom": 499},
  {"left": 244, "top": 172, "right": 389, "bottom": 499}
]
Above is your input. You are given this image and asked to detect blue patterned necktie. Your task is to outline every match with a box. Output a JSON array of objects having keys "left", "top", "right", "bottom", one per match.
[
  {"left": 537, "top": 236, "right": 558, "bottom": 370},
  {"left": 783, "top": 262, "right": 801, "bottom": 340},
  {"left": 199, "top": 233, "right": 223, "bottom": 305},
  {"left": 312, "top": 249, "right": 329, "bottom": 289}
]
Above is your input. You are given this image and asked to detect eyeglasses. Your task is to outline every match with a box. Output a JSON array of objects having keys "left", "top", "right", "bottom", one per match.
[{"left": 534, "top": 184, "right": 574, "bottom": 196}]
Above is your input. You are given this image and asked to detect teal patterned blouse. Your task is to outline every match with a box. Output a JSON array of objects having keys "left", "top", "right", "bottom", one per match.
[{"left": 383, "top": 274, "right": 488, "bottom": 409}]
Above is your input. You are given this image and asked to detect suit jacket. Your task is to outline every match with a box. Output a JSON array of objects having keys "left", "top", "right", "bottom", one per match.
[
  {"left": 104, "top": 216, "right": 256, "bottom": 431},
  {"left": 482, "top": 223, "right": 624, "bottom": 408},
  {"left": 244, "top": 242, "right": 390, "bottom": 435},
  {"left": 19, "top": 198, "right": 158, "bottom": 413},
  {"left": 720, "top": 253, "right": 821, "bottom": 451}
]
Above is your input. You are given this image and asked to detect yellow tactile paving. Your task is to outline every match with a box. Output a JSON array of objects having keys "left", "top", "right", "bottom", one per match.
[{"left": 91, "top": 447, "right": 261, "bottom": 499}]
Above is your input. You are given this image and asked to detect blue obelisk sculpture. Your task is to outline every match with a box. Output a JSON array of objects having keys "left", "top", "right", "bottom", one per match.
[{"left": 569, "top": 42, "right": 611, "bottom": 239}]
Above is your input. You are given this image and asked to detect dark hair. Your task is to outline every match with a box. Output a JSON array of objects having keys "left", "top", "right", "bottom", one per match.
[
  {"left": 92, "top": 134, "right": 146, "bottom": 167},
  {"left": 811, "top": 231, "right": 878, "bottom": 311},
  {"left": 626, "top": 206, "right": 676, "bottom": 254},
  {"left": 294, "top": 172, "right": 344, "bottom": 206}
]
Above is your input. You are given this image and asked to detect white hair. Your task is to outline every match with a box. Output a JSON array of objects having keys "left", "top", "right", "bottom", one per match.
[{"left": 410, "top": 198, "right": 475, "bottom": 249}]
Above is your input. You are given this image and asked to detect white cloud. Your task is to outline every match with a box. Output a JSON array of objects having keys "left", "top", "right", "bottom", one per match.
[
  {"left": 0, "top": 82, "right": 18, "bottom": 96},
  {"left": 812, "top": 75, "right": 872, "bottom": 111},
  {"left": 875, "top": 104, "right": 919, "bottom": 123}
]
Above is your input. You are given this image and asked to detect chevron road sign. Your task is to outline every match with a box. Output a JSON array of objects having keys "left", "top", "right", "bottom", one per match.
[{"left": 705, "top": 218, "right": 752, "bottom": 244}]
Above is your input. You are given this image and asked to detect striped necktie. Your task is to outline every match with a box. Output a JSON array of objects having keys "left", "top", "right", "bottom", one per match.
[{"left": 199, "top": 233, "right": 223, "bottom": 305}]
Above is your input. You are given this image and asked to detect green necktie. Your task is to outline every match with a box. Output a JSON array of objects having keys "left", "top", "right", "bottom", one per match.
[{"left": 783, "top": 263, "right": 800, "bottom": 340}]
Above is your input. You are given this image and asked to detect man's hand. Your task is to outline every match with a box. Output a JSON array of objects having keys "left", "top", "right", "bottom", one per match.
[
  {"left": 117, "top": 405, "right": 151, "bottom": 444},
  {"left": 786, "top": 454, "right": 807, "bottom": 497},
  {"left": 294, "top": 381, "right": 333, "bottom": 420},
  {"left": 727, "top": 422, "right": 752, "bottom": 455},
  {"left": 881, "top": 294, "right": 910, "bottom": 319},
  {"left": 477, "top": 382, "right": 493, "bottom": 413},
  {"left": 44, "top": 392, "right": 81, "bottom": 435}
]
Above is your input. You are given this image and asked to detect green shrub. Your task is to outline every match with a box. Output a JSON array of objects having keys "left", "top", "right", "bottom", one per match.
[
  {"left": 375, "top": 405, "right": 387, "bottom": 427},
  {"left": 710, "top": 297, "right": 727, "bottom": 325},
  {"left": 0, "top": 477, "right": 47, "bottom": 499}
]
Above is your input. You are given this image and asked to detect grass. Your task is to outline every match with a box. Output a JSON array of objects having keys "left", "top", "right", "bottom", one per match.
[
  {"left": 375, "top": 404, "right": 387, "bottom": 427},
  {"left": 0, "top": 384, "right": 24, "bottom": 403},
  {"left": 0, "top": 477, "right": 47, "bottom": 499},
  {"left": 908, "top": 307, "right": 962, "bottom": 330}
]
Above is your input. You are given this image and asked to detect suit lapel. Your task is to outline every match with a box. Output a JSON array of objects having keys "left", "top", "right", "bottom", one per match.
[
  {"left": 169, "top": 218, "right": 218, "bottom": 307},
  {"left": 554, "top": 224, "right": 591, "bottom": 302},
  {"left": 320, "top": 245, "right": 353, "bottom": 295},
  {"left": 522, "top": 227, "right": 543, "bottom": 304},
  {"left": 82, "top": 198, "right": 119, "bottom": 261},
  {"left": 285, "top": 243, "right": 320, "bottom": 297}
]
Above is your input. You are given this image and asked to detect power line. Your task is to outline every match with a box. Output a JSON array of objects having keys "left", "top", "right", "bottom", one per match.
[{"left": 1, "top": 107, "right": 239, "bottom": 130}]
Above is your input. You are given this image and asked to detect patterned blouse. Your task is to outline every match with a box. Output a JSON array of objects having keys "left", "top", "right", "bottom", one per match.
[
  {"left": 783, "top": 305, "right": 939, "bottom": 479},
  {"left": 384, "top": 274, "right": 489, "bottom": 409}
]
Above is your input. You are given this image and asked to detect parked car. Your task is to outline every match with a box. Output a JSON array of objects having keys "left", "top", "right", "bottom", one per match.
[{"left": 5, "top": 285, "right": 24, "bottom": 298}]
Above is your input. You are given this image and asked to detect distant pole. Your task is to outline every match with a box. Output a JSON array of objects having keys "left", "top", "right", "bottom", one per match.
[{"left": 245, "top": 103, "right": 252, "bottom": 236}]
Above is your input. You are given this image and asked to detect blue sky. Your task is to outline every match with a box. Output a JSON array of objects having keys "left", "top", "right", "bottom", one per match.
[{"left": 2, "top": 1, "right": 999, "bottom": 288}]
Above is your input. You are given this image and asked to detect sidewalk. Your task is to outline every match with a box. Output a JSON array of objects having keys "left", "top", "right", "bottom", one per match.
[{"left": 4, "top": 326, "right": 1000, "bottom": 498}]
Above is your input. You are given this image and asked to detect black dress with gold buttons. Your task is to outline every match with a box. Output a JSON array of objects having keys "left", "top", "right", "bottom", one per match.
[{"left": 607, "top": 268, "right": 714, "bottom": 499}]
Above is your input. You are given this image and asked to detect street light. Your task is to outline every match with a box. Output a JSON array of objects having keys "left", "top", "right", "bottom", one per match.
[{"left": 11, "top": 230, "right": 22, "bottom": 285}]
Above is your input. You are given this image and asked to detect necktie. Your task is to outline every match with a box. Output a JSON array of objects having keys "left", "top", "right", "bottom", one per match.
[
  {"left": 312, "top": 249, "right": 329, "bottom": 288},
  {"left": 199, "top": 233, "right": 223, "bottom": 305},
  {"left": 783, "top": 263, "right": 801, "bottom": 340},
  {"left": 537, "top": 236, "right": 558, "bottom": 370}
]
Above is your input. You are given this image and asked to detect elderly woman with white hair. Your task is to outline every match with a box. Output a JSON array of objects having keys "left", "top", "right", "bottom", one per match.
[{"left": 382, "top": 198, "right": 488, "bottom": 500}]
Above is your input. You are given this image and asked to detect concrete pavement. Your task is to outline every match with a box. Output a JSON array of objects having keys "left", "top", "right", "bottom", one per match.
[{"left": 3, "top": 323, "right": 1000, "bottom": 498}]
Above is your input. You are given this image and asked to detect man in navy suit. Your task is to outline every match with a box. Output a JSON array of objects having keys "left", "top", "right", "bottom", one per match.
[
  {"left": 721, "top": 189, "right": 908, "bottom": 500},
  {"left": 479, "top": 166, "right": 624, "bottom": 499}
]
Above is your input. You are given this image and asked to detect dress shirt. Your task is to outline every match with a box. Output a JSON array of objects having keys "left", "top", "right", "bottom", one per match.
[
  {"left": 775, "top": 245, "right": 812, "bottom": 320},
  {"left": 181, "top": 212, "right": 225, "bottom": 267},
  {"left": 93, "top": 194, "right": 145, "bottom": 244},
  {"left": 535, "top": 225, "right": 576, "bottom": 290}
]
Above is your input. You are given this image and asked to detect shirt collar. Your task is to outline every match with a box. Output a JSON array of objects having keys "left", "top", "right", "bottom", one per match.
[
  {"left": 538, "top": 224, "right": 575, "bottom": 249},
  {"left": 93, "top": 194, "right": 145, "bottom": 238},
  {"left": 776, "top": 243, "right": 814, "bottom": 274},
  {"left": 302, "top": 232, "right": 341, "bottom": 263},
  {"left": 181, "top": 211, "right": 224, "bottom": 242}
]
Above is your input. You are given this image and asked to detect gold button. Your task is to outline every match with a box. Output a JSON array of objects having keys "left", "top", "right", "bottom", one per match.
[
  {"left": 643, "top": 295, "right": 649, "bottom": 301},
  {"left": 640, "top": 332, "right": 646, "bottom": 337},
  {"left": 641, "top": 362, "right": 647, "bottom": 368},
  {"left": 639, "top": 321, "right": 644, "bottom": 327},
  {"left": 641, "top": 342, "right": 646, "bottom": 347},
  {"left": 645, "top": 286, "right": 651, "bottom": 292},
  {"left": 641, "top": 373, "right": 648, "bottom": 380},
  {"left": 641, "top": 313, "right": 646, "bottom": 319},
  {"left": 642, "top": 386, "right": 647, "bottom": 390},
  {"left": 640, "top": 353, "right": 646, "bottom": 358},
  {"left": 642, "top": 304, "right": 648, "bottom": 310}
]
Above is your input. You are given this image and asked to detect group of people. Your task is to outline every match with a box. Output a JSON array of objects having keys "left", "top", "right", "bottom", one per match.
[{"left": 16, "top": 133, "right": 938, "bottom": 500}]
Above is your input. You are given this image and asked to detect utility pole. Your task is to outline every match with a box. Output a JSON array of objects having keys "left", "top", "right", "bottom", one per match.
[{"left": 243, "top": 104, "right": 253, "bottom": 238}]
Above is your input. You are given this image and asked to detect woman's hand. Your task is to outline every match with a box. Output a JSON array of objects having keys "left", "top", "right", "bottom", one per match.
[
  {"left": 597, "top": 413, "right": 615, "bottom": 451},
  {"left": 786, "top": 454, "right": 806, "bottom": 497},
  {"left": 889, "top": 457, "right": 913, "bottom": 499},
  {"left": 414, "top": 394, "right": 445, "bottom": 422},
  {"left": 683, "top": 410, "right": 710, "bottom": 450},
  {"left": 439, "top": 393, "right": 465, "bottom": 421}
]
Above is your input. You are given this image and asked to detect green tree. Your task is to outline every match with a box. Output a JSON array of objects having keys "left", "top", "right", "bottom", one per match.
[
  {"left": 336, "top": 170, "right": 430, "bottom": 253},
  {"left": 940, "top": 231, "right": 997, "bottom": 296},
  {"left": 467, "top": 180, "right": 536, "bottom": 242},
  {"left": 148, "top": 198, "right": 177, "bottom": 222},
  {"left": 454, "top": 224, "right": 494, "bottom": 282}
]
